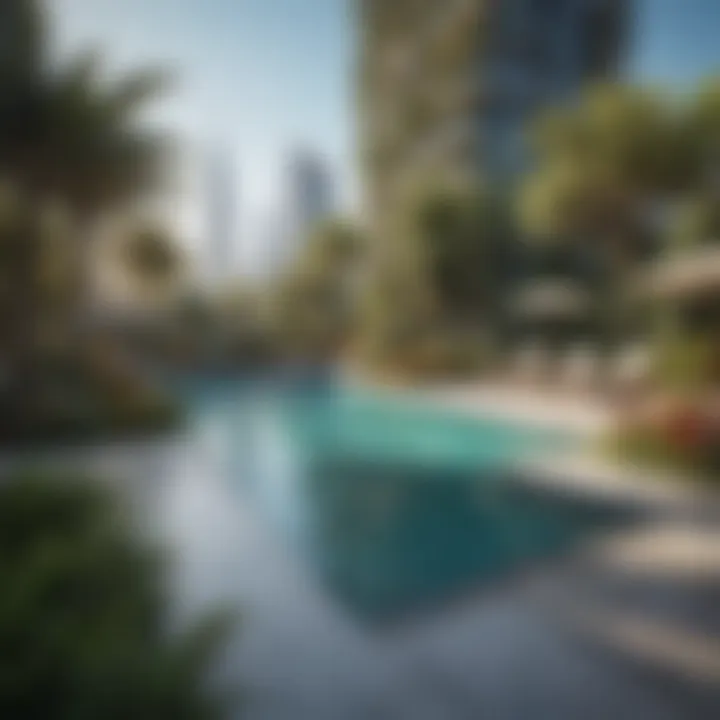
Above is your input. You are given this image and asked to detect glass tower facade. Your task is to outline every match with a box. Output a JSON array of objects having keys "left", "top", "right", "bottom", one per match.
[
  {"left": 359, "top": 0, "right": 630, "bottom": 225},
  {"left": 480, "top": 0, "right": 628, "bottom": 180}
]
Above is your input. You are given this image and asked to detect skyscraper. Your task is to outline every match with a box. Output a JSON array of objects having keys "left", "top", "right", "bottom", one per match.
[
  {"left": 205, "top": 148, "right": 238, "bottom": 283},
  {"left": 285, "top": 148, "right": 334, "bottom": 257},
  {"left": 479, "top": 0, "right": 628, "bottom": 179},
  {"left": 358, "top": 0, "right": 630, "bottom": 231}
]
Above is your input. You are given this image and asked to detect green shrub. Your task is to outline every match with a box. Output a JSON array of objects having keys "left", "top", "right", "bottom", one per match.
[
  {"left": 0, "top": 347, "right": 184, "bottom": 446},
  {"left": 373, "top": 327, "right": 491, "bottom": 381},
  {"left": 102, "top": 383, "right": 183, "bottom": 435},
  {"left": 651, "top": 334, "right": 715, "bottom": 392},
  {"left": 610, "top": 425, "right": 679, "bottom": 470},
  {"left": 610, "top": 398, "right": 720, "bottom": 483},
  {"left": 0, "top": 473, "right": 235, "bottom": 719}
]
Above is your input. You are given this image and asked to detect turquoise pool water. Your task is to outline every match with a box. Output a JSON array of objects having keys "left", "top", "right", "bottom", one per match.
[{"left": 185, "top": 378, "right": 624, "bottom": 620}]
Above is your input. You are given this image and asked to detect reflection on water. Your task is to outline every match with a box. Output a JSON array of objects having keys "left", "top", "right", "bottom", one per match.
[
  {"left": 184, "top": 380, "right": 627, "bottom": 622},
  {"left": 284, "top": 457, "right": 628, "bottom": 621}
]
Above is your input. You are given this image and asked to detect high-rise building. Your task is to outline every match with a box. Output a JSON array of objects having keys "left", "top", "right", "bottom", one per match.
[
  {"left": 205, "top": 149, "right": 238, "bottom": 283},
  {"left": 284, "top": 149, "right": 334, "bottom": 258},
  {"left": 358, "top": 0, "right": 629, "bottom": 228}
]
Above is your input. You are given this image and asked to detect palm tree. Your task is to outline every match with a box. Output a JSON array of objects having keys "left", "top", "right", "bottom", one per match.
[
  {"left": 0, "top": 0, "right": 171, "bottom": 422},
  {"left": 0, "top": 0, "right": 171, "bottom": 315},
  {"left": 0, "top": 1, "right": 169, "bottom": 210},
  {"left": 272, "top": 220, "right": 364, "bottom": 359},
  {"left": 0, "top": 182, "right": 75, "bottom": 423},
  {"left": 120, "top": 225, "right": 184, "bottom": 300},
  {"left": 413, "top": 188, "right": 516, "bottom": 327}
]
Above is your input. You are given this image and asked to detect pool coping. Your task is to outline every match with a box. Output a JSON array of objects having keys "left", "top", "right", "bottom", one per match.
[
  {"left": 512, "top": 453, "right": 719, "bottom": 517},
  {"left": 341, "top": 376, "right": 718, "bottom": 516},
  {"left": 340, "top": 377, "right": 613, "bottom": 438}
]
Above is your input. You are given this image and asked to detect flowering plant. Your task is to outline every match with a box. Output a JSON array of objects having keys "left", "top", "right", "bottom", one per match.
[{"left": 615, "top": 394, "right": 720, "bottom": 480}]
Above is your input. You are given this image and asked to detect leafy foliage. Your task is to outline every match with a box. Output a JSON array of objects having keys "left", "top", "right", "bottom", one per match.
[
  {"left": 0, "top": 186, "right": 182, "bottom": 444},
  {"left": 357, "top": 185, "right": 518, "bottom": 376},
  {"left": 613, "top": 396, "right": 720, "bottom": 482},
  {"left": 0, "top": 3, "right": 183, "bottom": 442},
  {"left": 271, "top": 219, "right": 364, "bottom": 360},
  {"left": 668, "top": 194, "right": 720, "bottom": 252},
  {"left": 522, "top": 79, "right": 720, "bottom": 251},
  {"left": 0, "top": 473, "right": 234, "bottom": 719},
  {"left": 120, "top": 224, "right": 185, "bottom": 291},
  {"left": 0, "top": 14, "right": 170, "bottom": 220},
  {"left": 520, "top": 78, "right": 720, "bottom": 352},
  {"left": 413, "top": 189, "right": 512, "bottom": 320},
  {"left": 652, "top": 333, "right": 719, "bottom": 392},
  {"left": 0, "top": 0, "right": 171, "bottom": 340}
]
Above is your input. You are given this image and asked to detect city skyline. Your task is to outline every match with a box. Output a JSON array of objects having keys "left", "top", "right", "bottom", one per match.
[
  {"left": 205, "top": 148, "right": 239, "bottom": 284},
  {"left": 52, "top": 0, "right": 356, "bottom": 274},
  {"left": 286, "top": 149, "right": 335, "bottom": 248}
]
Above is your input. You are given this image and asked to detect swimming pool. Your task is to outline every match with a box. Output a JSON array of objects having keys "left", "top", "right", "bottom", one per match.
[{"left": 183, "top": 378, "right": 627, "bottom": 620}]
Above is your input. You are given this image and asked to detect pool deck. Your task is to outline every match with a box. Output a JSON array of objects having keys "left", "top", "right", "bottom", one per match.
[{"left": 514, "top": 453, "right": 719, "bottom": 517}]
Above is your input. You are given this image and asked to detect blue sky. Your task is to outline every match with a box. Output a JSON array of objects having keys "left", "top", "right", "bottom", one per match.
[{"left": 631, "top": 0, "right": 720, "bottom": 85}]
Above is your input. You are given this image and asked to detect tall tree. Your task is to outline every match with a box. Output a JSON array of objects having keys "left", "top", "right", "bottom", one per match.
[
  {"left": 413, "top": 188, "right": 515, "bottom": 326},
  {"left": 0, "top": 0, "right": 172, "bottom": 420},
  {"left": 272, "top": 220, "right": 364, "bottom": 359},
  {"left": 519, "top": 83, "right": 685, "bottom": 346},
  {"left": 119, "top": 224, "right": 185, "bottom": 299},
  {"left": 686, "top": 78, "right": 720, "bottom": 189},
  {"left": 0, "top": 1, "right": 171, "bottom": 316}
]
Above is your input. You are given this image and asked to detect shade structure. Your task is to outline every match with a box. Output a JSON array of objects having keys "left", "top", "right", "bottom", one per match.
[
  {"left": 512, "top": 280, "right": 591, "bottom": 321},
  {"left": 639, "top": 244, "right": 720, "bottom": 301}
]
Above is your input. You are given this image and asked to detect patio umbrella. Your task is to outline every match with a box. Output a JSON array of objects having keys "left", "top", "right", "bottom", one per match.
[
  {"left": 639, "top": 244, "right": 720, "bottom": 301},
  {"left": 511, "top": 280, "right": 591, "bottom": 322}
]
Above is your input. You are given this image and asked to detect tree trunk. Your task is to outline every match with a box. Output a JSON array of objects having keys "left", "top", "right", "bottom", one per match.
[{"left": 2, "top": 214, "right": 43, "bottom": 431}]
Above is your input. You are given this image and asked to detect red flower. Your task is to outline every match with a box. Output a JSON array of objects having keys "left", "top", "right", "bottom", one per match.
[{"left": 664, "top": 406, "right": 713, "bottom": 454}]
